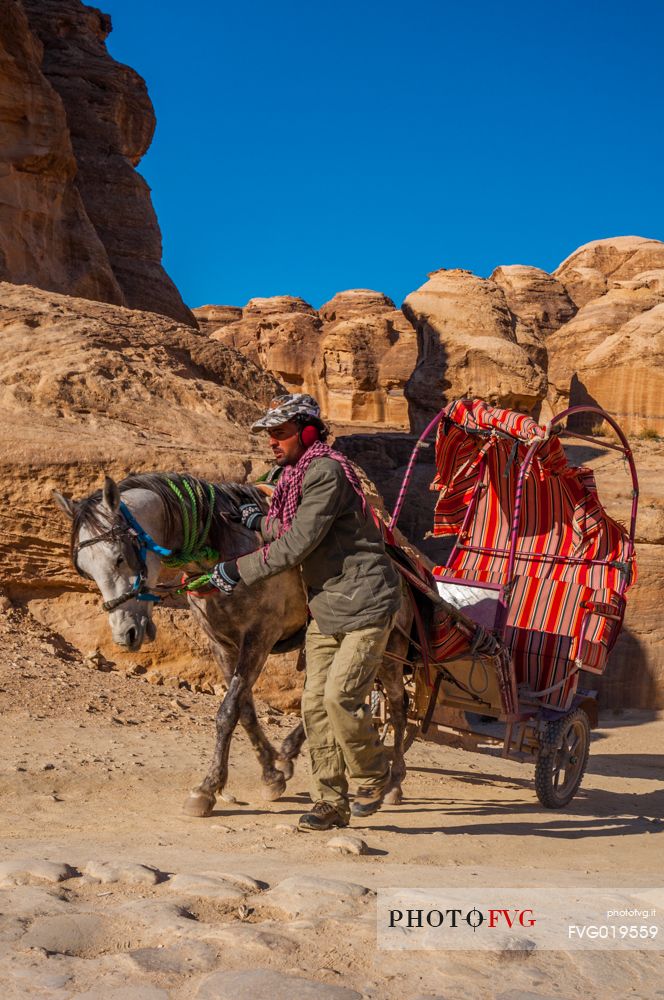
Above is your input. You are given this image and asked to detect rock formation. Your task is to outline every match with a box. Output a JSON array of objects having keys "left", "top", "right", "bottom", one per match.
[
  {"left": 211, "top": 296, "right": 323, "bottom": 402},
  {"left": 206, "top": 290, "right": 418, "bottom": 428},
  {"left": 490, "top": 265, "right": 577, "bottom": 369},
  {"left": 545, "top": 237, "right": 664, "bottom": 433},
  {"left": 318, "top": 290, "right": 417, "bottom": 425},
  {"left": 553, "top": 235, "right": 664, "bottom": 308},
  {"left": 0, "top": 0, "right": 194, "bottom": 325},
  {"left": 193, "top": 305, "right": 243, "bottom": 336},
  {"left": 403, "top": 268, "right": 548, "bottom": 430},
  {"left": 0, "top": 0, "right": 122, "bottom": 305},
  {"left": 0, "top": 281, "right": 297, "bottom": 705}
]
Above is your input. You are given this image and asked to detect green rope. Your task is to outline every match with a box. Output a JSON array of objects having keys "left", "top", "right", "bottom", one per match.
[
  {"left": 181, "top": 478, "right": 199, "bottom": 551},
  {"left": 178, "top": 572, "right": 213, "bottom": 593},
  {"left": 162, "top": 477, "right": 219, "bottom": 569},
  {"left": 200, "top": 482, "right": 216, "bottom": 558},
  {"left": 165, "top": 480, "right": 191, "bottom": 553}
]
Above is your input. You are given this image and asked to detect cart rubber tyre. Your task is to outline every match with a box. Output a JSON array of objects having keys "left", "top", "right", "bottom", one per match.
[{"left": 535, "top": 707, "right": 591, "bottom": 809}]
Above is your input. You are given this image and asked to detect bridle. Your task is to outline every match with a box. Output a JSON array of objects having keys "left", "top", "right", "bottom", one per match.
[{"left": 73, "top": 502, "right": 173, "bottom": 613}]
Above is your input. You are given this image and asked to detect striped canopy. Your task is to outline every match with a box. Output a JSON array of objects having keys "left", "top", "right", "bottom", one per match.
[{"left": 429, "top": 399, "right": 636, "bottom": 710}]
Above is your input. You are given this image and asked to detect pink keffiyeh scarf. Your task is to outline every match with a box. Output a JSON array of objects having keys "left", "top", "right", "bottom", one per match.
[{"left": 265, "top": 441, "right": 367, "bottom": 540}]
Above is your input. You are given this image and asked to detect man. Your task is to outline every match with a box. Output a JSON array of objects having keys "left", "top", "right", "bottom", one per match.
[{"left": 210, "top": 393, "right": 402, "bottom": 831}]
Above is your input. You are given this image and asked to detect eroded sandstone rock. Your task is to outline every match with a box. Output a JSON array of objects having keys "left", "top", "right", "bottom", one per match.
[
  {"left": 193, "top": 305, "right": 243, "bottom": 336},
  {"left": 554, "top": 235, "right": 664, "bottom": 308},
  {"left": 318, "top": 289, "right": 417, "bottom": 426},
  {"left": 0, "top": 0, "right": 123, "bottom": 304},
  {"left": 403, "top": 268, "right": 548, "bottom": 430},
  {"left": 212, "top": 296, "right": 323, "bottom": 399},
  {"left": 544, "top": 238, "right": 664, "bottom": 431},
  {"left": 23, "top": 0, "right": 194, "bottom": 325},
  {"left": 207, "top": 289, "right": 417, "bottom": 428},
  {"left": 0, "top": 0, "right": 193, "bottom": 324},
  {"left": 490, "top": 264, "right": 577, "bottom": 369}
]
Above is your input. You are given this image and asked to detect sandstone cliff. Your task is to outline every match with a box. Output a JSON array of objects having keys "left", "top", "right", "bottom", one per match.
[
  {"left": 318, "top": 290, "right": 417, "bottom": 426},
  {"left": 0, "top": 282, "right": 300, "bottom": 706},
  {"left": 546, "top": 236, "right": 664, "bottom": 434},
  {"left": 403, "top": 268, "right": 549, "bottom": 430},
  {"left": 200, "top": 289, "right": 418, "bottom": 428},
  {"left": 490, "top": 264, "right": 577, "bottom": 370},
  {"left": 554, "top": 235, "right": 664, "bottom": 308},
  {"left": 0, "top": 0, "right": 193, "bottom": 325},
  {"left": 207, "top": 295, "right": 323, "bottom": 404},
  {"left": 0, "top": 0, "right": 122, "bottom": 305}
]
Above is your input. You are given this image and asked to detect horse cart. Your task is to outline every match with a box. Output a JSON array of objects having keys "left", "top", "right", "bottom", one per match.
[{"left": 373, "top": 398, "right": 638, "bottom": 808}]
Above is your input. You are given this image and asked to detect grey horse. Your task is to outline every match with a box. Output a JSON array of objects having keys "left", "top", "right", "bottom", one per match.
[{"left": 54, "top": 472, "right": 414, "bottom": 817}]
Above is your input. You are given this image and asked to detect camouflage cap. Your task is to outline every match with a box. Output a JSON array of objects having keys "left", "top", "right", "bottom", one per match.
[{"left": 251, "top": 393, "right": 324, "bottom": 432}]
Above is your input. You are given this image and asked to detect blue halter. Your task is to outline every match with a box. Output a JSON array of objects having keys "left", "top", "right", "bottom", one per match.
[{"left": 99, "top": 504, "right": 173, "bottom": 612}]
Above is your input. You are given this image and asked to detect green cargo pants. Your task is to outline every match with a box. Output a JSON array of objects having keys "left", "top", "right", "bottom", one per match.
[{"left": 301, "top": 614, "right": 394, "bottom": 822}]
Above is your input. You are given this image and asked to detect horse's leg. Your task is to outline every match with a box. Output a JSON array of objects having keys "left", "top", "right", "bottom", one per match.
[
  {"left": 237, "top": 689, "right": 289, "bottom": 800},
  {"left": 379, "top": 599, "right": 414, "bottom": 806},
  {"left": 183, "top": 672, "right": 246, "bottom": 817},
  {"left": 274, "top": 720, "right": 306, "bottom": 780},
  {"left": 379, "top": 662, "right": 408, "bottom": 805}
]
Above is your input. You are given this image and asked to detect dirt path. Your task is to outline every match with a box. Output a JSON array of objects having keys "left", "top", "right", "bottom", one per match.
[{"left": 0, "top": 604, "right": 662, "bottom": 999}]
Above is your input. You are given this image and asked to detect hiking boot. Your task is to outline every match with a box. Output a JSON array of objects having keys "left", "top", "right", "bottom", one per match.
[
  {"left": 298, "top": 801, "right": 349, "bottom": 832},
  {"left": 351, "top": 784, "right": 388, "bottom": 818}
]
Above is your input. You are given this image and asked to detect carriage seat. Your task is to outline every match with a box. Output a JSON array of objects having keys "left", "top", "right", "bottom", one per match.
[{"left": 434, "top": 576, "right": 503, "bottom": 631}]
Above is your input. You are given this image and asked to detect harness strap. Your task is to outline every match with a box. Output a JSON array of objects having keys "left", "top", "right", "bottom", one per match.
[
  {"left": 79, "top": 480, "right": 233, "bottom": 612},
  {"left": 102, "top": 586, "right": 161, "bottom": 613},
  {"left": 119, "top": 502, "right": 173, "bottom": 558}
]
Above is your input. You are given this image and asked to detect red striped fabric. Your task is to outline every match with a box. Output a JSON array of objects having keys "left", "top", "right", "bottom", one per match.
[
  {"left": 429, "top": 399, "right": 636, "bottom": 710},
  {"left": 429, "top": 609, "right": 473, "bottom": 662}
]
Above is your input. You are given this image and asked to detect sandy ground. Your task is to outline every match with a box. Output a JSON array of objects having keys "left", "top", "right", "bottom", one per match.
[{"left": 0, "top": 603, "right": 662, "bottom": 1000}]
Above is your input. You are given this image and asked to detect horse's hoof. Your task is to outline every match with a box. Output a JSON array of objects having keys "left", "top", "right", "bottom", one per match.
[
  {"left": 384, "top": 786, "right": 403, "bottom": 806},
  {"left": 262, "top": 774, "right": 287, "bottom": 801},
  {"left": 274, "top": 758, "right": 294, "bottom": 780},
  {"left": 183, "top": 790, "right": 216, "bottom": 817}
]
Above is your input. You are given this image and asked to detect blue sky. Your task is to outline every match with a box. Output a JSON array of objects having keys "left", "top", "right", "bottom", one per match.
[{"left": 102, "top": 0, "right": 664, "bottom": 310}]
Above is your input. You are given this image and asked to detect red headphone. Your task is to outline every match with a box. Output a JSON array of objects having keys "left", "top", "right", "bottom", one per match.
[{"left": 299, "top": 422, "right": 321, "bottom": 447}]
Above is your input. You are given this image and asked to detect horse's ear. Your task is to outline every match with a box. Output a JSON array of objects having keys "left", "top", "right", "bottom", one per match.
[
  {"left": 102, "top": 476, "right": 121, "bottom": 514},
  {"left": 52, "top": 491, "right": 76, "bottom": 520}
]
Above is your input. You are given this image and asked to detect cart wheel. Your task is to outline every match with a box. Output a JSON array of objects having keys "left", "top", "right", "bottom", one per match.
[{"left": 535, "top": 707, "right": 590, "bottom": 808}]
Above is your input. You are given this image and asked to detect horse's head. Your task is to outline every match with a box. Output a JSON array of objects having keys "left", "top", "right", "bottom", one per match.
[{"left": 54, "top": 476, "right": 159, "bottom": 652}]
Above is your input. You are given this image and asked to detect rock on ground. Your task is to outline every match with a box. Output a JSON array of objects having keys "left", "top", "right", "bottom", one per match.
[
  {"left": 262, "top": 875, "right": 373, "bottom": 918},
  {"left": 326, "top": 833, "right": 368, "bottom": 855}
]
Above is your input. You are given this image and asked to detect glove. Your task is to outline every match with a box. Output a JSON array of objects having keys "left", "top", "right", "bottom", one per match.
[
  {"left": 210, "top": 559, "right": 241, "bottom": 595},
  {"left": 239, "top": 501, "right": 263, "bottom": 532}
]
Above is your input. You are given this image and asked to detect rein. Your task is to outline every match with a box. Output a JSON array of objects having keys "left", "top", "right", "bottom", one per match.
[{"left": 74, "top": 477, "right": 231, "bottom": 612}]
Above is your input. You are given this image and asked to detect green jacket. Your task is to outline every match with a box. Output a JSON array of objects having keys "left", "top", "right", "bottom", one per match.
[{"left": 237, "top": 457, "right": 402, "bottom": 634}]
